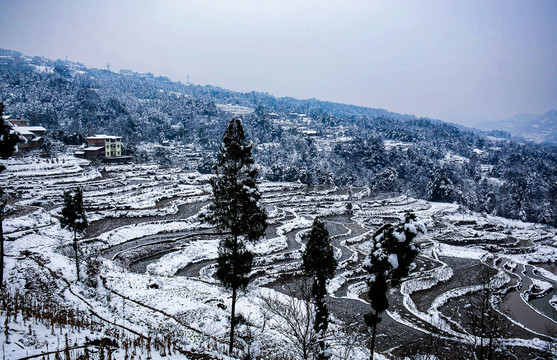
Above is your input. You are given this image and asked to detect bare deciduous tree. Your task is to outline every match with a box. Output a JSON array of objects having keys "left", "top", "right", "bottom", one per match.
[
  {"left": 330, "top": 313, "right": 369, "bottom": 360},
  {"left": 464, "top": 266, "right": 509, "bottom": 360},
  {"left": 260, "top": 278, "right": 318, "bottom": 360}
]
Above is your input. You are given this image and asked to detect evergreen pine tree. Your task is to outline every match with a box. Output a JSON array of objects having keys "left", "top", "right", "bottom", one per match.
[
  {"left": 430, "top": 169, "right": 456, "bottom": 202},
  {"left": 302, "top": 218, "right": 337, "bottom": 360},
  {"left": 60, "top": 188, "right": 88, "bottom": 282},
  {"left": 0, "top": 103, "right": 21, "bottom": 166},
  {"left": 0, "top": 102, "right": 22, "bottom": 288},
  {"left": 203, "top": 118, "right": 267, "bottom": 354},
  {"left": 363, "top": 213, "right": 425, "bottom": 360}
]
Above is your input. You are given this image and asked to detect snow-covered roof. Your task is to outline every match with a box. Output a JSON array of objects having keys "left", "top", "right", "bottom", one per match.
[
  {"left": 15, "top": 128, "right": 35, "bottom": 136},
  {"left": 88, "top": 134, "right": 122, "bottom": 140},
  {"left": 301, "top": 130, "right": 317, "bottom": 135},
  {"left": 14, "top": 126, "right": 47, "bottom": 132},
  {"left": 84, "top": 146, "right": 104, "bottom": 151}
]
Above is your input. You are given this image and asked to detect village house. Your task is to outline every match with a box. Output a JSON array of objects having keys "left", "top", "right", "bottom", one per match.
[
  {"left": 264, "top": 112, "right": 280, "bottom": 120},
  {"left": 75, "top": 134, "right": 123, "bottom": 160},
  {"left": 2, "top": 116, "right": 47, "bottom": 150}
]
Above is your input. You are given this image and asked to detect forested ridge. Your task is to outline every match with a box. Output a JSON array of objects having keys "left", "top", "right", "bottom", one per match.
[{"left": 1, "top": 49, "right": 555, "bottom": 227}]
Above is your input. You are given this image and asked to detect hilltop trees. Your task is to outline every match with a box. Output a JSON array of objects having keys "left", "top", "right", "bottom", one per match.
[
  {"left": 203, "top": 118, "right": 267, "bottom": 355},
  {"left": 0, "top": 103, "right": 21, "bottom": 164},
  {"left": 60, "top": 188, "right": 88, "bottom": 282},
  {"left": 302, "top": 218, "right": 337, "bottom": 360},
  {"left": 429, "top": 168, "right": 459, "bottom": 202},
  {"left": 363, "top": 213, "right": 425, "bottom": 359}
]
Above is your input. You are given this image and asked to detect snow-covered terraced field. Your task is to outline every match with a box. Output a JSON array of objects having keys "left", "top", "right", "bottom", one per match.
[{"left": 1, "top": 156, "right": 556, "bottom": 359}]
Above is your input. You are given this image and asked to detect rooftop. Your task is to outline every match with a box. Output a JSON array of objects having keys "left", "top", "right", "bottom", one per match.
[
  {"left": 15, "top": 128, "right": 35, "bottom": 136},
  {"left": 14, "top": 125, "right": 47, "bottom": 132},
  {"left": 87, "top": 134, "right": 122, "bottom": 140}
]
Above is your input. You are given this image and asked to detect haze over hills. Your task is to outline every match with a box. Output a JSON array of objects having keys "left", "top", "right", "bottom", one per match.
[
  {"left": 475, "top": 110, "right": 557, "bottom": 144},
  {"left": 517, "top": 110, "right": 557, "bottom": 143}
]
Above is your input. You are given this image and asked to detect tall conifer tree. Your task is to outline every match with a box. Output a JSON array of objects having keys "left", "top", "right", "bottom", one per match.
[
  {"left": 204, "top": 118, "right": 267, "bottom": 354},
  {"left": 0, "top": 103, "right": 20, "bottom": 164},
  {"left": 60, "top": 188, "right": 88, "bottom": 282},
  {"left": 302, "top": 218, "right": 337, "bottom": 360},
  {"left": 363, "top": 213, "right": 425, "bottom": 359}
]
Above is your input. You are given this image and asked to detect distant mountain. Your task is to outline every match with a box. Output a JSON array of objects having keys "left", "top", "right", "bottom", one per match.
[
  {"left": 517, "top": 110, "right": 557, "bottom": 144},
  {"left": 475, "top": 111, "right": 557, "bottom": 144},
  {"left": 474, "top": 113, "right": 537, "bottom": 132}
]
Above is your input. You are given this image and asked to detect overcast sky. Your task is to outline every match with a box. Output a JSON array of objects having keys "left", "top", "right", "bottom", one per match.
[{"left": 1, "top": 0, "right": 556, "bottom": 125}]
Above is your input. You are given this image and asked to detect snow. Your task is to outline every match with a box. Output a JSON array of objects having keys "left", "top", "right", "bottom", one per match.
[
  {"left": 550, "top": 295, "right": 557, "bottom": 312},
  {"left": 96, "top": 218, "right": 208, "bottom": 247},
  {"left": 401, "top": 264, "right": 453, "bottom": 295},
  {"left": 383, "top": 140, "right": 412, "bottom": 150},
  {"left": 405, "top": 219, "right": 427, "bottom": 235},
  {"left": 529, "top": 277, "right": 553, "bottom": 295},
  {"left": 443, "top": 152, "right": 468, "bottom": 164},
  {"left": 2, "top": 155, "right": 556, "bottom": 358},
  {"left": 215, "top": 104, "right": 254, "bottom": 115},
  {"left": 252, "top": 234, "right": 289, "bottom": 255},
  {"left": 392, "top": 230, "right": 406, "bottom": 242},
  {"left": 388, "top": 253, "right": 399, "bottom": 269},
  {"left": 437, "top": 242, "right": 487, "bottom": 259},
  {"left": 31, "top": 64, "right": 54, "bottom": 73},
  {"left": 3, "top": 208, "right": 54, "bottom": 235},
  {"left": 146, "top": 239, "right": 219, "bottom": 276}
]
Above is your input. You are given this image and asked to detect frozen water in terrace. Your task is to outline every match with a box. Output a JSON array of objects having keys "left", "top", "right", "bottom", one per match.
[{"left": 0, "top": 156, "right": 556, "bottom": 358}]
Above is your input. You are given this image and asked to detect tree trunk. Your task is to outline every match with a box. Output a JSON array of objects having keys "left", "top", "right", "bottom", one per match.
[
  {"left": 73, "top": 230, "right": 80, "bottom": 282},
  {"left": 370, "top": 322, "right": 377, "bottom": 360},
  {"left": 0, "top": 211, "right": 4, "bottom": 289},
  {"left": 317, "top": 336, "right": 325, "bottom": 360},
  {"left": 229, "top": 285, "right": 237, "bottom": 355},
  {"left": 315, "top": 296, "right": 326, "bottom": 360}
]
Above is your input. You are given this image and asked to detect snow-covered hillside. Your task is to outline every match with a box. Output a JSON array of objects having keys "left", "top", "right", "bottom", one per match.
[{"left": 1, "top": 156, "right": 556, "bottom": 359}]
